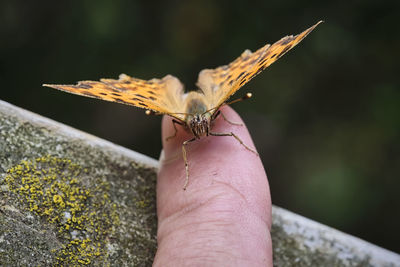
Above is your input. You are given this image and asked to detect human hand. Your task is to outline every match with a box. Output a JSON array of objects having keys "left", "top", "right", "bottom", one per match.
[{"left": 154, "top": 105, "right": 272, "bottom": 266}]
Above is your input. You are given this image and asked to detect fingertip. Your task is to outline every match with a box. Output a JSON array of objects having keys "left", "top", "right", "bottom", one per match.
[
  {"left": 156, "top": 106, "right": 272, "bottom": 266},
  {"left": 158, "top": 105, "right": 268, "bottom": 205}
]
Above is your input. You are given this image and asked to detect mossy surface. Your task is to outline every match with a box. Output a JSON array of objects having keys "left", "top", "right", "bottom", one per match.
[
  {"left": 4, "top": 156, "right": 119, "bottom": 265},
  {"left": 0, "top": 101, "right": 158, "bottom": 266}
]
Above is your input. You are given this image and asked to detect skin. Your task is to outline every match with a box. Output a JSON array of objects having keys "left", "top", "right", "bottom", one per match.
[{"left": 154, "top": 105, "right": 272, "bottom": 267}]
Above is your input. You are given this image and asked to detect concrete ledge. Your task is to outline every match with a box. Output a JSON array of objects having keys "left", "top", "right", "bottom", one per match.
[
  {"left": 0, "top": 99, "right": 399, "bottom": 266},
  {"left": 0, "top": 100, "right": 157, "bottom": 266},
  {"left": 272, "top": 207, "right": 400, "bottom": 266}
]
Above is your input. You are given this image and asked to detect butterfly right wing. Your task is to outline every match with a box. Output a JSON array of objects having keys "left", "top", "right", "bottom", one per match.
[
  {"left": 44, "top": 74, "right": 187, "bottom": 121},
  {"left": 197, "top": 21, "right": 322, "bottom": 110}
]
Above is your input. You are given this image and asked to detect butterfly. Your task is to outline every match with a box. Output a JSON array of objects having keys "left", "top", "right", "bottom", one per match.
[{"left": 44, "top": 21, "right": 322, "bottom": 190}]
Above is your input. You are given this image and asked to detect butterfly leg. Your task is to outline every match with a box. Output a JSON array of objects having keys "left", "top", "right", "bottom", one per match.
[
  {"left": 212, "top": 110, "right": 243, "bottom": 126},
  {"left": 182, "top": 137, "right": 196, "bottom": 190},
  {"left": 166, "top": 119, "right": 185, "bottom": 141},
  {"left": 210, "top": 132, "right": 259, "bottom": 156}
]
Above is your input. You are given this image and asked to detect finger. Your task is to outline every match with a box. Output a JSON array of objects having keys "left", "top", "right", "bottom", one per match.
[{"left": 155, "top": 105, "right": 272, "bottom": 266}]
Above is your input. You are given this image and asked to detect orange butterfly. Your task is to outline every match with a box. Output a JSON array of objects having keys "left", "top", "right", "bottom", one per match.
[{"left": 44, "top": 21, "right": 322, "bottom": 190}]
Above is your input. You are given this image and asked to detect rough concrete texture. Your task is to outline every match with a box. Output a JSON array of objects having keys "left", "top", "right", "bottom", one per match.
[
  {"left": 272, "top": 207, "right": 400, "bottom": 266},
  {"left": 0, "top": 100, "right": 158, "bottom": 266},
  {"left": 1, "top": 99, "right": 399, "bottom": 266}
]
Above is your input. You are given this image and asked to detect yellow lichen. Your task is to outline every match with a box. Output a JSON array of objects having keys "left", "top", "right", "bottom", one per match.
[{"left": 4, "top": 155, "right": 119, "bottom": 265}]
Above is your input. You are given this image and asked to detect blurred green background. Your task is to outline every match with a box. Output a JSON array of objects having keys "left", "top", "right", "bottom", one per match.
[{"left": 1, "top": 0, "right": 399, "bottom": 253}]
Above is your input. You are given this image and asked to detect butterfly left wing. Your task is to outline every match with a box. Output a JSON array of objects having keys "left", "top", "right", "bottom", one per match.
[
  {"left": 44, "top": 74, "right": 187, "bottom": 121},
  {"left": 197, "top": 21, "right": 322, "bottom": 110}
]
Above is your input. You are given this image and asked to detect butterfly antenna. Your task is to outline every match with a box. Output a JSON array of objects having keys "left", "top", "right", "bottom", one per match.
[
  {"left": 225, "top": 92, "right": 252, "bottom": 106},
  {"left": 202, "top": 92, "right": 253, "bottom": 115}
]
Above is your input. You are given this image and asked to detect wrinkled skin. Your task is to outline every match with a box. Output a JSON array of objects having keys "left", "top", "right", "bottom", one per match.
[{"left": 155, "top": 106, "right": 272, "bottom": 267}]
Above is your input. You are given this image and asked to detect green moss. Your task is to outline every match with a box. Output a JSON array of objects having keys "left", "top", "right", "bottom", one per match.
[{"left": 4, "top": 155, "right": 119, "bottom": 266}]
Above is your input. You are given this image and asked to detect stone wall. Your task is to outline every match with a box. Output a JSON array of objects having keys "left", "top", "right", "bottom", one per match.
[{"left": 1, "top": 100, "right": 399, "bottom": 266}]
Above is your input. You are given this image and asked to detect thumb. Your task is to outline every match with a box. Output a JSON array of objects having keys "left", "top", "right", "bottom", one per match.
[{"left": 155, "top": 105, "right": 272, "bottom": 266}]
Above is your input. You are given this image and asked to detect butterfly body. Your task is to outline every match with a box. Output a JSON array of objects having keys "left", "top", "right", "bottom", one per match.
[
  {"left": 184, "top": 97, "right": 213, "bottom": 138},
  {"left": 44, "top": 21, "right": 322, "bottom": 189}
]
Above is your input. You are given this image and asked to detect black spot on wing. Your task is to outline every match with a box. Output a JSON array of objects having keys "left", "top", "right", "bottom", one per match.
[
  {"left": 112, "top": 97, "right": 126, "bottom": 104},
  {"left": 237, "top": 71, "right": 246, "bottom": 80},
  {"left": 256, "top": 65, "right": 266, "bottom": 75},
  {"left": 82, "top": 91, "right": 97, "bottom": 97},
  {"left": 78, "top": 83, "right": 93, "bottom": 89},
  {"left": 258, "top": 57, "right": 269, "bottom": 66},
  {"left": 135, "top": 94, "right": 148, "bottom": 99},
  {"left": 277, "top": 44, "right": 293, "bottom": 58},
  {"left": 239, "top": 79, "right": 247, "bottom": 86},
  {"left": 257, "top": 56, "right": 265, "bottom": 63},
  {"left": 242, "top": 73, "right": 251, "bottom": 80}
]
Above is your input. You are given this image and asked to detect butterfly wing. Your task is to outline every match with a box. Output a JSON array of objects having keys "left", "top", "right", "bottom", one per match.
[
  {"left": 44, "top": 74, "right": 187, "bottom": 121},
  {"left": 197, "top": 21, "right": 322, "bottom": 110}
]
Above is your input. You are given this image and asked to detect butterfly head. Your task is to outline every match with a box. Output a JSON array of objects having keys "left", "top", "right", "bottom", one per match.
[
  {"left": 184, "top": 98, "right": 213, "bottom": 139},
  {"left": 186, "top": 112, "right": 212, "bottom": 139}
]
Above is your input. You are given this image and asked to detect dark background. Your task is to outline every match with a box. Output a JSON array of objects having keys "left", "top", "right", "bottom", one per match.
[{"left": 1, "top": 0, "right": 399, "bottom": 253}]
